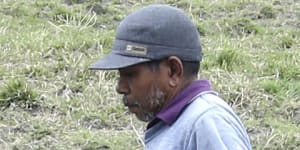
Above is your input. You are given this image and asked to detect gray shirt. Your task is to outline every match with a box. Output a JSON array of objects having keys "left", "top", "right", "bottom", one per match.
[{"left": 145, "top": 93, "right": 252, "bottom": 150}]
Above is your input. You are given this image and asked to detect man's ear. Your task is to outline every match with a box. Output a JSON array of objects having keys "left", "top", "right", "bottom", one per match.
[{"left": 166, "top": 56, "right": 184, "bottom": 87}]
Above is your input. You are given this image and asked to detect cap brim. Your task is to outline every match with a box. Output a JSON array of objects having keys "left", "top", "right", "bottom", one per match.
[{"left": 89, "top": 52, "right": 151, "bottom": 70}]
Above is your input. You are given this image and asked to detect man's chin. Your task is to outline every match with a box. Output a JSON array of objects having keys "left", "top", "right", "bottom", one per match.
[
  {"left": 135, "top": 112, "right": 155, "bottom": 122},
  {"left": 127, "top": 106, "right": 139, "bottom": 113}
]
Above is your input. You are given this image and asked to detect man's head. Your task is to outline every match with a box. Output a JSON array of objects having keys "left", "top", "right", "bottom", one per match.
[{"left": 90, "top": 5, "right": 202, "bottom": 122}]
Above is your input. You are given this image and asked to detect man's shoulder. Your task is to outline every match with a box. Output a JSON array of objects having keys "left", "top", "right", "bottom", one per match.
[
  {"left": 183, "top": 93, "right": 230, "bottom": 117},
  {"left": 167, "top": 94, "right": 213, "bottom": 126},
  {"left": 145, "top": 93, "right": 251, "bottom": 150},
  {"left": 174, "top": 93, "right": 238, "bottom": 128}
]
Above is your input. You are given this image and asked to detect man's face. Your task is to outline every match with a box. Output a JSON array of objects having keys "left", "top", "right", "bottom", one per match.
[{"left": 116, "top": 62, "right": 167, "bottom": 122}]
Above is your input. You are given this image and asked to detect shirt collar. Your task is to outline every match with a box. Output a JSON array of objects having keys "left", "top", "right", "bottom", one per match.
[{"left": 147, "top": 79, "right": 214, "bottom": 129}]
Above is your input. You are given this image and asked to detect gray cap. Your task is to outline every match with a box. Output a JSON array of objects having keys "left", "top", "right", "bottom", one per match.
[{"left": 90, "top": 4, "right": 202, "bottom": 70}]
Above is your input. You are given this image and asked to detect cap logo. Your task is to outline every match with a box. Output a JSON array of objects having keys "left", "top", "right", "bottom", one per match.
[{"left": 125, "top": 45, "right": 147, "bottom": 56}]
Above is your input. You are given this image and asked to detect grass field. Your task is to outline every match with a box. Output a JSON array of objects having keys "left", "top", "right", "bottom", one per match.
[{"left": 0, "top": 0, "right": 299, "bottom": 149}]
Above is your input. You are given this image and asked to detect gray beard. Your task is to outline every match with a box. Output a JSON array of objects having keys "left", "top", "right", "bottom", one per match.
[{"left": 123, "top": 85, "right": 166, "bottom": 122}]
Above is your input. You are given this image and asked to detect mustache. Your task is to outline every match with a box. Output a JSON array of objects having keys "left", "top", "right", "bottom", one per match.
[{"left": 122, "top": 97, "right": 139, "bottom": 107}]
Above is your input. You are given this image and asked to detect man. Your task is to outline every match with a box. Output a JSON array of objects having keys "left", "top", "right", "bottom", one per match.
[{"left": 90, "top": 4, "right": 251, "bottom": 150}]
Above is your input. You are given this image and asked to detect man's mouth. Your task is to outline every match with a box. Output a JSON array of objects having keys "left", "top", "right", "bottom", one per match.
[
  {"left": 123, "top": 97, "right": 139, "bottom": 108},
  {"left": 124, "top": 103, "right": 139, "bottom": 113},
  {"left": 124, "top": 103, "right": 139, "bottom": 108}
]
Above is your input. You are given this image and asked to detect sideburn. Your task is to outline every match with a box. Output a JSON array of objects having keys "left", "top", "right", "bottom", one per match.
[
  {"left": 147, "top": 85, "right": 166, "bottom": 114},
  {"left": 136, "top": 85, "right": 166, "bottom": 122}
]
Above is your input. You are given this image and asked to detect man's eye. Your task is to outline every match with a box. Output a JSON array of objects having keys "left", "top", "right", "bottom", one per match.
[
  {"left": 121, "top": 72, "right": 136, "bottom": 78},
  {"left": 125, "top": 72, "right": 134, "bottom": 77}
]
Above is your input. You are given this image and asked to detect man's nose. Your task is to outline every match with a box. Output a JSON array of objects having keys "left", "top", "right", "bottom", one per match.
[{"left": 116, "top": 78, "right": 130, "bottom": 95}]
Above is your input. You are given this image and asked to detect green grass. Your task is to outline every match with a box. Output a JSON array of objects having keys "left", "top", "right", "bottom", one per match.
[
  {"left": 0, "top": 79, "right": 42, "bottom": 110},
  {"left": 0, "top": 0, "right": 299, "bottom": 149}
]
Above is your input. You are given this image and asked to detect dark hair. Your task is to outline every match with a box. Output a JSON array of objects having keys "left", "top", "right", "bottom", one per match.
[
  {"left": 146, "top": 59, "right": 200, "bottom": 78},
  {"left": 182, "top": 61, "right": 200, "bottom": 77}
]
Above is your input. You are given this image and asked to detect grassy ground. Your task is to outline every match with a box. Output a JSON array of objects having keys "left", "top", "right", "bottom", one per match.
[{"left": 0, "top": 0, "right": 299, "bottom": 149}]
